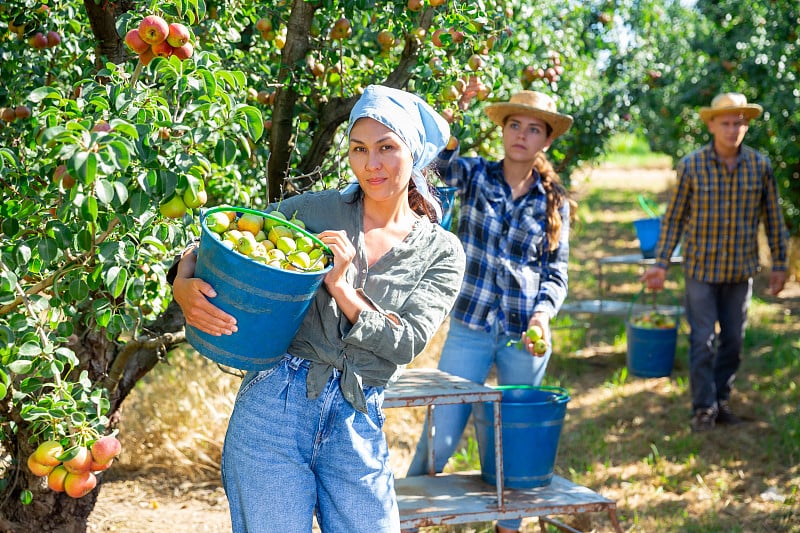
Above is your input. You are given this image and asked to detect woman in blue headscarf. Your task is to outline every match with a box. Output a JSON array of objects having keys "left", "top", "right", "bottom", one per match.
[{"left": 171, "top": 85, "right": 466, "bottom": 532}]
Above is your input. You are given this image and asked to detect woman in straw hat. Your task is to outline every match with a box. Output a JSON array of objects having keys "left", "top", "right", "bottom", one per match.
[
  {"left": 642, "top": 92, "right": 789, "bottom": 433},
  {"left": 170, "top": 85, "right": 466, "bottom": 532},
  {"left": 407, "top": 82, "right": 575, "bottom": 533}
]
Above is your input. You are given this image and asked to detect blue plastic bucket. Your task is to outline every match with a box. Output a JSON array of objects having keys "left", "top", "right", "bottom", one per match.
[
  {"left": 633, "top": 217, "right": 661, "bottom": 258},
  {"left": 185, "top": 207, "right": 332, "bottom": 371},
  {"left": 626, "top": 323, "right": 677, "bottom": 377},
  {"left": 437, "top": 186, "right": 458, "bottom": 231},
  {"left": 473, "top": 386, "right": 570, "bottom": 489}
]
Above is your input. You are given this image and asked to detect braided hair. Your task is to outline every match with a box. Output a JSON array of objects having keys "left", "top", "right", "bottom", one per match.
[{"left": 533, "top": 151, "right": 577, "bottom": 252}]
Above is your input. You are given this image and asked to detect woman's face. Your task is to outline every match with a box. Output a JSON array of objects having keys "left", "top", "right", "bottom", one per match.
[
  {"left": 348, "top": 117, "right": 414, "bottom": 202},
  {"left": 502, "top": 113, "right": 552, "bottom": 163}
]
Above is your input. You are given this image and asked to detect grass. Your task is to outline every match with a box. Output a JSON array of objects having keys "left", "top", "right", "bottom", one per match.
[
  {"left": 599, "top": 132, "right": 674, "bottom": 169},
  {"left": 109, "top": 164, "right": 800, "bottom": 532}
]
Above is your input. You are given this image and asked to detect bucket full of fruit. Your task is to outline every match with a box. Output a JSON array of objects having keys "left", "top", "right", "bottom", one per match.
[
  {"left": 626, "top": 289, "right": 680, "bottom": 378},
  {"left": 185, "top": 206, "right": 333, "bottom": 371}
]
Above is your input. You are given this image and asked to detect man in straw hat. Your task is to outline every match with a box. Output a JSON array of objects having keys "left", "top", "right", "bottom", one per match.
[
  {"left": 407, "top": 81, "right": 575, "bottom": 533},
  {"left": 643, "top": 92, "right": 789, "bottom": 433}
]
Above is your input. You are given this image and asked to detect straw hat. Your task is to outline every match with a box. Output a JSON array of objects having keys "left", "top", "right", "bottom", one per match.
[
  {"left": 485, "top": 91, "right": 573, "bottom": 139},
  {"left": 698, "top": 92, "right": 762, "bottom": 122}
]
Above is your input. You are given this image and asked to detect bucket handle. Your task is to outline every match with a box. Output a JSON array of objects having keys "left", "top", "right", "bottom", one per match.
[
  {"left": 492, "top": 385, "right": 570, "bottom": 403},
  {"left": 637, "top": 194, "right": 660, "bottom": 219},
  {"left": 201, "top": 205, "right": 333, "bottom": 259},
  {"left": 627, "top": 285, "right": 681, "bottom": 323}
]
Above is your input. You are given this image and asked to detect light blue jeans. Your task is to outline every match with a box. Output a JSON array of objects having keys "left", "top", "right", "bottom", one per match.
[
  {"left": 406, "top": 319, "right": 551, "bottom": 531},
  {"left": 222, "top": 356, "right": 400, "bottom": 532}
]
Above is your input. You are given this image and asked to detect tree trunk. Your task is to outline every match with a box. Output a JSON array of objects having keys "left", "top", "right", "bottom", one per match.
[
  {"left": 267, "top": 1, "right": 320, "bottom": 201},
  {"left": 1, "top": 475, "right": 99, "bottom": 533},
  {"left": 83, "top": 0, "right": 134, "bottom": 68}
]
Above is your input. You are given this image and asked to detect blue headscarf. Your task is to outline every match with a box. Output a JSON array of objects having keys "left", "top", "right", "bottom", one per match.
[{"left": 346, "top": 85, "right": 451, "bottom": 221}]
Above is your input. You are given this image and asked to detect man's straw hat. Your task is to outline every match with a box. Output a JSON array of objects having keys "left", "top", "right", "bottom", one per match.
[
  {"left": 485, "top": 91, "right": 573, "bottom": 139},
  {"left": 698, "top": 92, "right": 762, "bottom": 122}
]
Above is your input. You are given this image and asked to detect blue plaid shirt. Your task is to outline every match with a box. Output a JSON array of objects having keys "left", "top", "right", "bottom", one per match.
[{"left": 436, "top": 150, "right": 570, "bottom": 337}]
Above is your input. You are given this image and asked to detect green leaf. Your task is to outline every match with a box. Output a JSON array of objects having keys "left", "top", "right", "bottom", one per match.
[
  {"left": 113, "top": 181, "right": 129, "bottom": 205},
  {"left": 8, "top": 360, "right": 34, "bottom": 375},
  {"left": 214, "top": 138, "right": 237, "bottom": 166},
  {"left": 69, "top": 279, "right": 90, "bottom": 302},
  {"left": 76, "top": 228, "right": 93, "bottom": 251},
  {"left": 95, "top": 307, "right": 112, "bottom": 328},
  {"left": 96, "top": 179, "right": 114, "bottom": 205},
  {"left": 37, "top": 238, "right": 60, "bottom": 264},
  {"left": 141, "top": 236, "right": 167, "bottom": 253},
  {"left": 104, "top": 266, "right": 128, "bottom": 299},
  {"left": 19, "top": 342, "right": 42, "bottom": 357},
  {"left": 80, "top": 196, "right": 99, "bottom": 223},
  {"left": 28, "top": 87, "right": 62, "bottom": 103},
  {"left": 20, "top": 490, "right": 32, "bottom": 505},
  {"left": 237, "top": 105, "right": 264, "bottom": 142},
  {"left": 108, "top": 140, "right": 132, "bottom": 170}
]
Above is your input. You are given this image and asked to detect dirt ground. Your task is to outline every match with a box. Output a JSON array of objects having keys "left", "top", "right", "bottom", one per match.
[{"left": 87, "top": 165, "right": 799, "bottom": 532}]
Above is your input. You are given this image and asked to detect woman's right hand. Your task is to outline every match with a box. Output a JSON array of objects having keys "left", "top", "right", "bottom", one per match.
[{"left": 172, "top": 252, "right": 237, "bottom": 336}]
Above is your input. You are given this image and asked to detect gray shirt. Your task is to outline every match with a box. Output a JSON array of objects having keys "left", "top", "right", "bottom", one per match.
[{"left": 270, "top": 188, "right": 466, "bottom": 412}]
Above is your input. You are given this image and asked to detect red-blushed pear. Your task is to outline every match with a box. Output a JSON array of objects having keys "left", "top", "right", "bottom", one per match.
[
  {"left": 63, "top": 446, "right": 93, "bottom": 474},
  {"left": 90, "top": 457, "right": 114, "bottom": 472},
  {"left": 90, "top": 435, "right": 122, "bottom": 465},
  {"left": 151, "top": 40, "right": 173, "bottom": 58},
  {"left": 139, "top": 48, "right": 155, "bottom": 66},
  {"left": 166, "top": 22, "right": 190, "bottom": 47},
  {"left": 14, "top": 105, "right": 31, "bottom": 120},
  {"left": 1, "top": 107, "right": 15, "bottom": 122},
  {"left": 330, "top": 17, "right": 351, "bottom": 40},
  {"left": 29, "top": 32, "right": 48, "bottom": 49},
  {"left": 91, "top": 120, "right": 112, "bottom": 133},
  {"left": 407, "top": 0, "right": 423, "bottom": 11},
  {"left": 63, "top": 471, "right": 97, "bottom": 498},
  {"left": 125, "top": 29, "right": 150, "bottom": 54},
  {"left": 431, "top": 28, "right": 447, "bottom": 47},
  {"left": 27, "top": 454, "right": 56, "bottom": 477},
  {"left": 256, "top": 18, "right": 273, "bottom": 32},
  {"left": 33, "top": 440, "right": 64, "bottom": 467},
  {"left": 173, "top": 42, "right": 194, "bottom": 60},
  {"left": 429, "top": 0, "right": 446, "bottom": 6},
  {"left": 45, "top": 31, "right": 61, "bottom": 47},
  {"left": 48, "top": 465, "right": 69, "bottom": 492},
  {"left": 138, "top": 15, "right": 169, "bottom": 45},
  {"left": 376, "top": 30, "right": 395, "bottom": 49},
  {"left": 53, "top": 164, "right": 76, "bottom": 188}
]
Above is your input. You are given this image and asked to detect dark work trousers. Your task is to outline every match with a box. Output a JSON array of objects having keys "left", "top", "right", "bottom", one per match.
[{"left": 684, "top": 276, "right": 753, "bottom": 412}]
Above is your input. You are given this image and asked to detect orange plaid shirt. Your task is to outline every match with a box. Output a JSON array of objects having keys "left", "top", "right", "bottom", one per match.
[{"left": 655, "top": 143, "right": 788, "bottom": 282}]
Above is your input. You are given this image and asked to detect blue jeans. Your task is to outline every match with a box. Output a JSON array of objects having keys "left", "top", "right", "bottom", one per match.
[
  {"left": 684, "top": 277, "right": 752, "bottom": 412},
  {"left": 222, "top": 356, "right": 400, "bottom": 532},
  {"left": 406, "top": 319, "right": 551, "bottom": 530}
]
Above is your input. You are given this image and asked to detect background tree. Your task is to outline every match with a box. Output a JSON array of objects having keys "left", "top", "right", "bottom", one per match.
[
  {"left": 0, "top": 0, "right": 760, "bottom": 530},
  {"left": 632, "top": 0, "right": 800, "bottom": 234}
]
